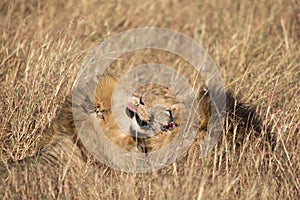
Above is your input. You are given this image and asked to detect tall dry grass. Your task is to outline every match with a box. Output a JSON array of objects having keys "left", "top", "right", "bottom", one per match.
[{"left": 0, "top": 0, "right": 299, "bottom": 199}]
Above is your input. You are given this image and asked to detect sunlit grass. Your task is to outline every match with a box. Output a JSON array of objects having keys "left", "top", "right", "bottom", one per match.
[{"left": 0, "top": 0, "right": 299, "bottom": 199}]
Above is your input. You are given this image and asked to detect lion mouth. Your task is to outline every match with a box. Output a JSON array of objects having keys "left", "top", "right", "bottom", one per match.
[
  {"left": 126, "top": 102, "right": 149, "bottom": 127},
  {"left": 126, "top": 102, "right": 156, "bottom": 138},
  {"left": 128, "top": 118, "right": 156, "bottom": 138},
  {"left": 127, "top": 102, "right": 138, "bottom": 114}
]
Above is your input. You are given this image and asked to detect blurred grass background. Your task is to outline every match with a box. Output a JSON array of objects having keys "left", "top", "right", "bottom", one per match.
[{"left": 0, "top": 0, "right": 299, "bottom": 199}]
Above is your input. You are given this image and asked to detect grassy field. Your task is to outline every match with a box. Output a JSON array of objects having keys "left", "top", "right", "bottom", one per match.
[{"left": 0, "top": 0, "right": 299, "bottom": 199}]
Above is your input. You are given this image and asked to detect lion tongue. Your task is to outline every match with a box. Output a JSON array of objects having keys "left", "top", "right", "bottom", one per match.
[{"left": 127, "top": 102, "right": 138, "bottom": 113}]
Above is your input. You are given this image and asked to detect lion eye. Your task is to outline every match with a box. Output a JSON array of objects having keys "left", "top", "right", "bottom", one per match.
[
  {"left": 167, "top": 109, "right": 174, "bottom": 121},
  {"left": 162, "top": 110, "right": 175, "bottom": 131},
  {"left": 139, "top": 95, "right": 144, "bottom": 105}
]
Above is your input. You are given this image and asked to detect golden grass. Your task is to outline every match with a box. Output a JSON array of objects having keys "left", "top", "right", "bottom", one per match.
[{"left": 0, "top": 0, "right": 299, "bottom": 199}]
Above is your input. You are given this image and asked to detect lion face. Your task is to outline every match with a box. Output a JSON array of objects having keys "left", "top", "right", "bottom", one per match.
[
  {"left": 125, "top": 84, "right": 182, "bottom": 152},
  {"left": 126, "top": 90, "right": 178, "bottom": 138},
  {"left": 95, "top": 76, "right": 182, "bottom": 153}
]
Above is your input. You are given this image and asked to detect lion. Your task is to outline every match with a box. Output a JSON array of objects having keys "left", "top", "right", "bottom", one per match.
[
  {"left": 95, "top": 76, "right": 184, "bottom": 153},
  {"left": 94, "top": 74, "right": 275, "bottom": 154},
  {"left": 3, "top": 73, "right": 276, "bottom": 168}
]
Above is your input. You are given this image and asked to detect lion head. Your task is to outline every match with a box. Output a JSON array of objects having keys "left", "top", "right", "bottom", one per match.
[{"left": 94, "top": 76, "right": 183, "bottom": 153}]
